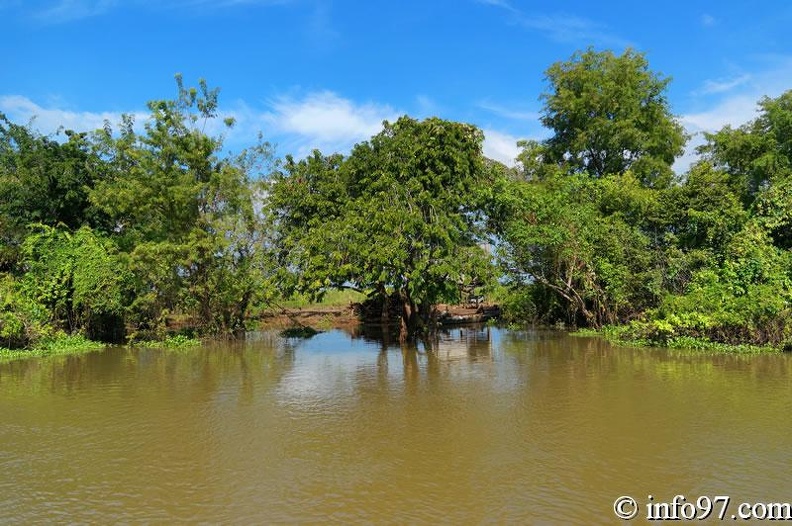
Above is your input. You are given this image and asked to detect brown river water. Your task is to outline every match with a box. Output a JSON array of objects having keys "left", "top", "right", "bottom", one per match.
[{"left": 1, "top": 328, "right": 791, "bottom": 523}]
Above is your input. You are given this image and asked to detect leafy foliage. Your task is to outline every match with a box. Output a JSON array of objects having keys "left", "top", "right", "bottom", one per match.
[
  {"left": 88, "top": 76, "right": 275, "bottom": 336},
  {"left": 4, "top": 54, "right": 792, "bottom": 354},
  {"left": 21, "top": 225, "right": 131, "bottom": 342},
  {"left": 0, "top": 114, "right": 109, "bottom": 270},
  {"left": 540, "top": 48, "right": 687, "bottom": 187},
  {"left": 0, "top": 274, "right": 49, "bottom": 349},
  {"left": 269, "top": 116, "right": 494, "bottom": 340},
  {"left": 495, "top": 50, "right": 792, "bottom": 350},
  {"left": 496, "top": 172, "right": 659, "bottom": 327}
]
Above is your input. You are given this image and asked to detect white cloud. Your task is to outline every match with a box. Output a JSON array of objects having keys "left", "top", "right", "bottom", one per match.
[
  {"left": 415, "top": 95, "right": 439, "bottom": 117},
  {"left": 0, "top": 91, "right": 531, "bottom": 170},
  {"left": 33, "top": 0, "right": 117, "bottom": 22},
  {"left": 477, "top": 0, "right": 630, "bottom": 47},
  {"left": 24, "top": 0, "right": 291, "bottom": 23},
  {"left": 0, "top": 95, "right": 147, "bottom": 134},
  {"left": 0, "top": 91, "right": 398, "bottom": 159},
  {"left": 685, "top": 56, "right": 792, "bottom": 131},
  {"left": 674, "top": 94, "right": 763, "bottom": 174},
  {"left": 681, "top": 95, "right": 761, "bottom": 133},
  {"left": 673, "top": 56, "right": 792, "bottom": 173},
  {"left": 478, "top": 100, "right": 538, "bottom": 122},
  {"left": 264, "top": 91, "right": 399, "bottom": 157},
  {"left": 701, "top": 13, "right": 716, "bottom": 27},
  {"left": 482, "top": 129, "right": 522, "bottom": 167},
  {"left": 476, "top": 0, "right": 517, "bottom": 13},
  {"left": 674, "top": 96, "right": 761, "bottom": 174},
  {"left": 695, "top": 74, "right": 751, "bottom": 96}
]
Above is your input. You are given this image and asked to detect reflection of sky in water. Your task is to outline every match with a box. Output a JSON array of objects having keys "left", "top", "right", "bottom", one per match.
[
  {"left": 276, "top": 332, "right": 383, "bottom": 402},
  {"left": 273, "top": 327, "right": 524, "bottom": 403}
]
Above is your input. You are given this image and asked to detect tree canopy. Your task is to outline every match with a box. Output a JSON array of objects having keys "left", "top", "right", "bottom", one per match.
[
  {"left": 2, "top": 50, "right": 792, "bottom": 353},
  {"left": 269, "top": 116, "right": 493, "bottom": 341},
  {"left": 540, "top": 48, "right": 687, "bottom": 187}
]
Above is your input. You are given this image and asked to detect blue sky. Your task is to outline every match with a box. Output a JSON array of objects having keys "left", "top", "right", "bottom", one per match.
[{"left": 2, "top": 0, "right": 792, "bottom": 171}]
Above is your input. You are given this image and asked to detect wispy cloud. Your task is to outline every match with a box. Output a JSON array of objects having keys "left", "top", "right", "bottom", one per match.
[
  {"left": 414, "top": 95, "right": 439, "bottom": 117},
  {"left": 478, "top": 100, "right": 538, "bottom": 122},
  {"left": 477, "top": 0, "right": 630, "bottom": 47},
  {"left": 684, "top": 57, "right": 792, "bottom": 132},
  {"left": 32, "top": 0, "right": 117, "bottom": 23},
  {"left": 0, "top": 90, "right": 397, "bottom": 159},
  {"left": 695, "top": 74, "right": 751, "bottom": 95},
  {"left": 0, "top": 90, "right": 529, "bottom": 168},
  {"left": 701, "top": 13, "right": 716, "bottom": 27},
  {"left": 262, "top": 91, "right": 399, "bottom": 157},
  {"left": 0, "top": 94, "right": 147, "bottom": 133},
  {"left": 681, "top": 95, "right": 761, "bottom": 134},
  {"left": 674, "top": 55, "right": 792, "bottom": 173},
  {"left": 476, "top": 0, "right": 517, "bottom": 13},
  {"left": 23, "top": 0, "right": 291, "bottom": 23}
]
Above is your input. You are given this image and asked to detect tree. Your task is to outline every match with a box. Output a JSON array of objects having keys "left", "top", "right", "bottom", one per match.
[
  {"left": 494, "top": 171, "right": 659, "bottom": 327},
  {"left": 540, "top": 48, "right": 686, "bottom": 187},
  {"left": 269, "top": 116, "right": 494, "bottom": 341},
  {"left": 88, "top": 76, "right": 274, "bottom": 336},
  {"left": 20, "top": 225, "right": 131, "bottom": 342},
  {"left": 0, "top": 115, "right": 108, "bottom": 270},
  {"left": 493, "top": 48, "right": 696, "bottom": 327},
  {"left": 699, "top": 90, "right": 792, "bottom": 248}
]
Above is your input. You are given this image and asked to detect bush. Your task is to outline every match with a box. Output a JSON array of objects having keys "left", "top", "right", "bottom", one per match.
[
  {"left": 21, "top": 225, "right": 131, "bottom": 343},
  {"left": 0, "top": 274, "right": 49, "bottom": 349}
]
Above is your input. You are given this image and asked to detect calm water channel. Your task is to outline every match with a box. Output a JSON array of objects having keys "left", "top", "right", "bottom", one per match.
[{"left": 1, "top": 328, "right": 791, "bottom": 523}]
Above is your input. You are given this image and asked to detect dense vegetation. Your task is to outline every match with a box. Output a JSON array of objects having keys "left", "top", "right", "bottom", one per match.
[
  {"left": 494, "top": 49, "right": 792, "bottom": 349},
  {"left": 2, "top": 48, "right": 792, "bottom": 350}
]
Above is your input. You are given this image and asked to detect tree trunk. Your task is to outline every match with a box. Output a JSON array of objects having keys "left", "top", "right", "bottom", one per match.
[
  {"left": 398, "top": 290, "right": 420, "bottom": 343},
  {"left": 380, "top": 285, "right": 390, "bottom": 324}
]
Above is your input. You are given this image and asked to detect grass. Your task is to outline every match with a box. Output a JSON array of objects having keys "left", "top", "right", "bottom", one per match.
[
  {"left": 0, "top": 333, "right": 105, "bottom": 363},
  {"left": 0, "top": 331, "right": 204, "bottom": 364},
  {"left": 571, "top": 326, "right": 780, "bottom": 354},
  {"left": 133, "top": 334, "right": 202, "bottom": 349}
]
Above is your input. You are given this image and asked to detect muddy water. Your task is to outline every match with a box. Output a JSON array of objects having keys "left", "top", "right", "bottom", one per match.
[{"left": 1, "top": 328, "right": 791, "bottom": 523}]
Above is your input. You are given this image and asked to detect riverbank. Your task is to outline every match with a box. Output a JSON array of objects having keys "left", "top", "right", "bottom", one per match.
[
  {"left": 572, "top": 327, "right": 783, "bottom": 354},
  {"left": 258, "top": 303, "right": 501, "bottom": 333},
  {"left": 0, "top": 332, "right": 204, "bottom": 364},
  {"left": 0, "top": 334, "right": 105, "bottom": 363}
]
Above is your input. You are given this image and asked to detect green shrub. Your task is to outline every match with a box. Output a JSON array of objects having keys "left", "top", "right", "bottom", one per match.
[{"left": 0, "top": 274, "right": 49, "bottom": 349}]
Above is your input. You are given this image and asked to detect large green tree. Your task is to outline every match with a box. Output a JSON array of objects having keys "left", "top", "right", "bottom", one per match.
[
  {"left": 495, "top": 48, "right": 688, "bottom": 327},
  {"left": 269, "top": 116, "right": 494, "bottom": 341},
  {"left": 540, "top": 48, "right": 687, "bottom": 187},
  {"left": 0, "top": 115, "right": 108, "bottom": 270},
  {"left": 626, "top": 90, "right": 792, "bottom": 346},
  {"left": 699, "top": 90, "right": 792, "bottom": 248},
  {"left": 88, "top": 76, "right": 274, "bottom": 336},
  {"left": 493, "top": 170, "right": 661, "bottom": 327}
]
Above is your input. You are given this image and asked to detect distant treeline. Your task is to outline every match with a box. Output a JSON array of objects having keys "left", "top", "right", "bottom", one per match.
[{"left": 2, "top": 49, "right": 792, "bottom": 349}]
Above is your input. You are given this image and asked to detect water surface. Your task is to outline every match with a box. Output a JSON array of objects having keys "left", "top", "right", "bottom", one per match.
[{"left": 2, "top": 328, "right": 791, "bottom": 523}]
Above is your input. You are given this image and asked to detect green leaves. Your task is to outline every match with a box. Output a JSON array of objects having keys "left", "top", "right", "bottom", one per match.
[
  {"left": 269, "top": 116, "right": 493, "bottom": 338},
  {"left": 20, "top": 225, "right": 130, "bottom": 341},
  {"left": 540, "top": 48, "right": 686, "bottom": 187},
  {"left": 495, "top": 170, "right": 662, "bottom": 327}
]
